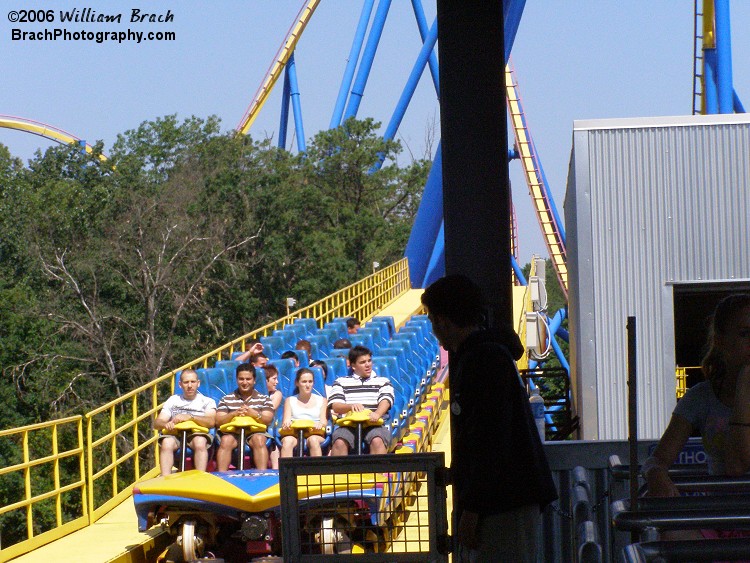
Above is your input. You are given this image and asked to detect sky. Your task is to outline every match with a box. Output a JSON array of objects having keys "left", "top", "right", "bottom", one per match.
[{"left": 1, "top": 1, "right": 748, "bottom": 260}]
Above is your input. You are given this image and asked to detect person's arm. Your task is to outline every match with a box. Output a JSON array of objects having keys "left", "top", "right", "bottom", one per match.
[
  {"left": 192, "top": 408, "right": 216, "bottom": 428},
  {"left": 257, "top": 406, "right": 274, "bottom": 425},
  {"left": 644, "top": 414, "right": 693, "bottom": 497},
  {"left": 331, "top": 402, "right": 363, "bottom": 415},
  {"left": 271, "top": 390, "right": 283, "bottom": 412},
  {"left": 370, "top": 399, "right": 391, "bottom": 423},
  {"left": 153, "top": 408, "right": 174, "bottom": 431},
  {"left": 726, "top": 365, "right": 750, "bottom": 475},
  {"left": 316, "top": 397, "right": 327, "bottom": 429},
  {"left": 328, "top": 379, "right": 362, "bottom": 415},
  {"left": 282, "top": 397, "right": 293, "bottom": 429},
  {"left": 370, "top": 380, "right": 394, "bottom": 422},
  {"left": 216, "top": 406, "right": 239, "bottom": 426},
  {"left": 234, "top": 342, "right": 264, "bottom": 362}
]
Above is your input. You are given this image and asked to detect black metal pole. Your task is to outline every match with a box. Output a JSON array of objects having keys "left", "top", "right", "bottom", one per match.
[
  {"left": 437, "top": 1, "right": 508, "bottom": 554},
  {"left": 437, "top": 0, "right": 510, "bottom": 327},
  {"left": 239, "top": 427, "right": 246, "bottom": 471},
  {"left": 180, "top": 429, "right": 188, "bottom": 472},
  {"left": 627, "top": 316, "right": 638, "bottom": 543}
]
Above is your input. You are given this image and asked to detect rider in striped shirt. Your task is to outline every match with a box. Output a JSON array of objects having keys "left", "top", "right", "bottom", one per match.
[{"left": 328, "top": 345, "right": 394, "bottom": 455}]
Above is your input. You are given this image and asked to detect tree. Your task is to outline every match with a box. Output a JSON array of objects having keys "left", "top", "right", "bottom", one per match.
[{"left": 303, "top": 117, "right": 429, "bottom": 280}]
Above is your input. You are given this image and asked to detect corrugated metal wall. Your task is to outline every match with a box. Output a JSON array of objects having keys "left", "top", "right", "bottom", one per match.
[{"left": 566, "top": 114, "right": 750, "bottom": 440}]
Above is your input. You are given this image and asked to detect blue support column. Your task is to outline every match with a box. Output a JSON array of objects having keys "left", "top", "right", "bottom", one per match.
[
  {"left": 278, "top": 66, "right": 291, "bottom": 150},
  {"left": 423, "top": 221, "right": 445, "bottom": 287},
  {"left": 548, "top": 307, "right": 567, "bottom": 336},
  {"left": 330, "top": 0, "right": 375, "bottom": 129},
  {"left": 703, "top": 49, "right": 719, "bottom": 114},
  {"left": 410, "top": 0, "right": 439, "bottom": 96},
  {"left": 511, "top": 256, "right": 527, "bottom": 285},
  {"left": 704, "top": 49, "right": 719, "bottom": 114},
  {"left": 734, "top": 90, "right": 746, "bottom": 113},
  {"left": 549, "top": 308, "right": 570, "bottom": 374},
  {"left": 382, "top": 18, "right": 438, "bottom": 144},
  {"left": 343, "top": 0, "right": 393, "bottom": 120},
  {"left": 404, "top": 143, "right": 443, "bottom": 287},
  {"left": 286, "top": 53, "right": 307, "bottom": 153},
  {"left": 714, "top": 0, "right": 734, "bottom": 113},
  {"left": 550, "top": 337, "right": 570, "bottom": 374}
]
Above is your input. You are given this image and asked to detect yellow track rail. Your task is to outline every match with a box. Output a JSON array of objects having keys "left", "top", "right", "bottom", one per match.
[
  {"left": 505, "top": 63, "right": 568, "bottom": 296},
  {"left": 236, "top": 0, "right": 321, "bottom": 135},
  {"left": 0, "top": 115, "right": 108, "bottom": 162}
]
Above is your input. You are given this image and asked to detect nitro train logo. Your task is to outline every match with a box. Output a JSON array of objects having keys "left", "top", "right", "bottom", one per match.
[{"left": 224, "top": 471, "right": 278, "bottom": 479}]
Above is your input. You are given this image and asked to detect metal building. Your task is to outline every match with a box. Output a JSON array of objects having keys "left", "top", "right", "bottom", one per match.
[{"left": 565, "top": 113, "right": 750, "bottom": 440}]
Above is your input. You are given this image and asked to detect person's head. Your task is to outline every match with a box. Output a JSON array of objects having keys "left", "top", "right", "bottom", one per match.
[
  {"left": 295, "top": 339, "right": 312, "bottom": 356},
  {"left": 349, "top": 345, "right": 373, "bottom": 378},
  {"left": 264, "top": 364, "right": 279, "bottom": 393},
  {"left": 235, "top": 363, "right": 256, "bottom": 396},
  {"left": 178, "top": 369, "right": 200, "bottom": 400},
  {"left": 421, "top": 275, "right": 484, "bottom": 351},
  {"left": 250, "top": 353, "right": 268, "bottom": 368},
  {"left": 294, "top": 367, "right": 315, "bottom": 395},
  {"left": 333, "top": 338, "right": 352, "bottom": 350},
  {"left": 281, "top": 350, "right": 299, "bottom": 367},
  {"left": 346, "top": 317, "right": 361, "bottom": 335},
  {"left": 310, "top": 359, "right": 328, "bottom": 380},
  {"left": 702, "top": 294, "right": 750, "bottom": 393}
]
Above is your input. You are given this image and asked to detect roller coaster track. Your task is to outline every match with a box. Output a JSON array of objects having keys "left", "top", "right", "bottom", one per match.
[
  {"left": 0, "top": 115, "right": 108, "bottom": 162},
  {"left": 505, "top": 62, "right": 568, "bottom": 296},
  {"left": 693, "top": 0, "right": 705, "bottom": 115},
  {"left": 236, "top": 0, "right": 321, "bottom": 135}
]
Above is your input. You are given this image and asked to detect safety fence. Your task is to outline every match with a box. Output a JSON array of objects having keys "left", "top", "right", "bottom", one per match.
[
  {"left": 0, "top": 259, "right": 411, "bottom": 561},
  {"left": 0, "top": 417, "right": 88, "bottom": 561},
  {"left": 278, "top": 452, "right": 449, "bottom": 562}
]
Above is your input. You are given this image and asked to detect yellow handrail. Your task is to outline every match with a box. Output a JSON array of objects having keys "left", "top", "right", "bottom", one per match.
[{"left": 0, "top": 416, "right": 88, "bottom": 561}]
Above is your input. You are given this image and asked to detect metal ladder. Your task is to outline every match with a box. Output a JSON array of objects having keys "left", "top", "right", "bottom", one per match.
[{"left": 693, "top": 0, "right": 705, "bottom": 115}]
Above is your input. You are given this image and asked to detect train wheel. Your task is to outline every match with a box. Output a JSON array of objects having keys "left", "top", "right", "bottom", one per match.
[
  {"left": 316, "top": 516, "right": 352, "bottom": 554},
  {"left": 178, "top": 520, "right": 203, "bottom": 561}
]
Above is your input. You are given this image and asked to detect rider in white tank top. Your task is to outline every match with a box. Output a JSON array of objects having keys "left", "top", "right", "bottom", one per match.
[{"left": 289, "top": 394, "right": 325, "bottom": 421}]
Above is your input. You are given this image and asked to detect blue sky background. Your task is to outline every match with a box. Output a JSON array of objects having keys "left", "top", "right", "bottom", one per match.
[{"left": 1, "top": 1, "right": 748, "bottom": 260}]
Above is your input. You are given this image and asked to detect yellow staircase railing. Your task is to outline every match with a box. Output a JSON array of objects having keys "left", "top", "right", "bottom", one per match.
[{"left": 0, "top": 417, "right": 88, "bottom": 561}]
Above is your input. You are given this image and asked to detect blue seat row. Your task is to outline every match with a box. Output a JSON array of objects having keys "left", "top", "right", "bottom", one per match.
[{"left": 184, "top": 313, "right": 440, "bottom": 448}]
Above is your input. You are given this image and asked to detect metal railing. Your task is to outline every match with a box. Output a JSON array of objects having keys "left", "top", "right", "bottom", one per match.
[
  {"left": 278, "top": 453, "right": 449, "bottom": 562},
  {"left": 0, "top": 259, "right": 411, "bottom": 560},
  {"left": 0, "top": 417, "right": 88, "bottom": 561}
]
